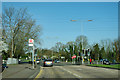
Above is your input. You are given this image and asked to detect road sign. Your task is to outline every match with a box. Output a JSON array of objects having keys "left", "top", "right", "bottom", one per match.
[
  {"left": 28, "top": 39, "right": 34, "bottom": 69},
  {"left": 72, "top": 55, "right": 76, "bottom": 59},
  {"left": 29, "top": 44, "right": 33, "bottom": 46},
  {"left": 29, "top": 39, "right": 34, "bottom": 44}
]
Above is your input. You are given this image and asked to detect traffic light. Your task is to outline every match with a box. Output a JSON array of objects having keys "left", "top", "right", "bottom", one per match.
[
  {"left": 79, "top": 52, "right": 81, "bottom": 56},
  {"left": 88, "top": 49, "right": 89, "bottom": 52},
  {"left": 82, "top": 49, "right": 84, "bottom": 54},
  {"left": 34, "top": 49, "right": 37, "bottom": 54},
  {"left": 85, "top": 50, "right": 87, "bottom": 56}
]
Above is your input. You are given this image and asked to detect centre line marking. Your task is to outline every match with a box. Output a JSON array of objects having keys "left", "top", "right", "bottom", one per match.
[{"left": 34, "top": 67, "right": 43, "bottom": 80}]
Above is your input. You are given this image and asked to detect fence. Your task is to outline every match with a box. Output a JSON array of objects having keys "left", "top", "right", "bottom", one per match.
[{"left": 7, "top": 58, "right": 18, "bottom": 64}]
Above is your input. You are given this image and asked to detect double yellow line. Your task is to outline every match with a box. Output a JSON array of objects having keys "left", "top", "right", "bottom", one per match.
[{"left": 34, "top": 67, "right": 43, "bottom": 80}]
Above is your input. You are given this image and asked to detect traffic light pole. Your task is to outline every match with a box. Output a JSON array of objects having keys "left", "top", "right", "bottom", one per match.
[
  {"left": 88, "top": 55, "right": 89, "bottom": 64},
  {"left": 87, "top": 49, "right": 90, "bottom": 64},
  {"left": 35, "top": 53, "right": 37, "bottom": 68},
  {"left": 71, "top": 19, "right": 93, "bottom": 65}
]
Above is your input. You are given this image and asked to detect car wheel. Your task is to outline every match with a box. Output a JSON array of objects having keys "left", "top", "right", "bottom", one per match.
[
  {"left": 43, "top": 65, "right": 45, "bottom": 67},
  {"left": 2, "top": 68, "right": 4, "bottom": 72}
]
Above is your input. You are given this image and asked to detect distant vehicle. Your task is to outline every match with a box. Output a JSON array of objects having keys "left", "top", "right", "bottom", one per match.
[
  {"left": 55, "top": 60, "right": 60, "bottom": 63},
  {"left": 18, "top": 59, "right": 21, "bottom": 64},
  {"left": 29, "top": 61, "right": 32, "bottom": 64},
  {"left": 36, "top": 59, "right": 40, "bottom": 64},
  {"left": 101, "top": 59, "right": 110, "bottom": 65},
  {"left": 43, "top": 59, "right": 53, "bottom": 67},
  {"left": 104, "top": 60, "right": 110, "bottom": 65}
]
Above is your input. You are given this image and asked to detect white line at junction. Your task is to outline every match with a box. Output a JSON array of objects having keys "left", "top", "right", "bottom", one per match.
[{"left": 58, "top": 66, "right": 82, "bottom": 78}]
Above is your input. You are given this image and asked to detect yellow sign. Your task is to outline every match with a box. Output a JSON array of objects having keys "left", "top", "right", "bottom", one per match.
[
  {"left": 88, "top": 59, "right": 89, "bottom": 61},
  {"left": 92, "top": 59, "right": 94, "bottom": 61},
  {"left": 83, "top": 59, "right": 85, "bottom": 61}
]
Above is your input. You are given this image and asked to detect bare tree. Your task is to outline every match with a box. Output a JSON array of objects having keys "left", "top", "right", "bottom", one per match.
[
  {"left": 2, "top": 7, "right": 42, "bottom": 58},
  {"left": 76, "top": 35, "right": 88, "bottom": 49}
]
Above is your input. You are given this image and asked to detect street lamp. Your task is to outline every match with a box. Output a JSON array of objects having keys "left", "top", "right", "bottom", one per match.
[{"left": 70, "top": 19, "right": 93, "bottom": 64}]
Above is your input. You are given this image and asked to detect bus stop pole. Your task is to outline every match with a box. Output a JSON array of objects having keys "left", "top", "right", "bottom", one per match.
[{"left": 32, "top": 40, "right": 34, "bottom": 69}]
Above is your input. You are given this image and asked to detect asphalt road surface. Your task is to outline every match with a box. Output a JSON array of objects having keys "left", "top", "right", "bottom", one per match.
[
  {"left": 2, "top": 62, "right": 119, "bottom": 80},
  {"left": 35, "top": 62, "right": 119, "bottom": 80}
]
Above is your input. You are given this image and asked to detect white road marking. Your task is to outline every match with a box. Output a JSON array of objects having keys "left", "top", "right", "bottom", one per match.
[
  {"left": 58, "top": 67, "right": 82, "bottom": 78},
  {"left": 77, "top": 69, "right": 82, "bottom": 70}
]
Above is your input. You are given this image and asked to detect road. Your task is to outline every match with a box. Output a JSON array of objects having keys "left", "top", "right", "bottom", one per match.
[
  {"left": 35, "top": 62, "right": 119, "bottom": 80},
  {"left": 2, "top": 62, "right": 119, "bottom": 80}
]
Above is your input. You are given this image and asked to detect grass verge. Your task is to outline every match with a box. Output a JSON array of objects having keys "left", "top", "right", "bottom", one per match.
[{"left": 87, "top": 64, "right": 120, "bottom": 69}]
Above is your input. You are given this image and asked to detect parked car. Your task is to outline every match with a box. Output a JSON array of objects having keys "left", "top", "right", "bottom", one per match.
[
  {"left": 55, "top": 60, "right": 60, "bottom": 63},
  {"left": 43, "top": 59, "right": 53, "bottom": 67},
  {"left": 18, "top": 59, "right": 22, "bottom": 64},
  {"left": 101, "top": 59, "right": 110, "bottom": 65},
  {"left": 36, "top": 59, "right": 40, "bottom": 64},
  {"left": 28, "top": 61, "right": 32, "bottom": 64}
]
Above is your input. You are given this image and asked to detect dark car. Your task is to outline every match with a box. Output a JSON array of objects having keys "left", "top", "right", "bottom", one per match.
[
  {"left": 55, "top": 60, "right": 60, "bottom": 63},
  {"left": 43, "top": 59, "right": 53, "bottom": 67},
  {"left": 102, "top": 59, "right": 110, "bottom": 65},
  {"left": 36, "top": 59, "right": 40, "bottom": 64}
]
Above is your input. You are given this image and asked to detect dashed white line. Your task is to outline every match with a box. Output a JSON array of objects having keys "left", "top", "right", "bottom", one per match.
[
  {"left": 77, "top": 69, "right": 82, "bottom": 70},
  {"left": 58, "top": 67, "right": 82, "bottom": 78}
]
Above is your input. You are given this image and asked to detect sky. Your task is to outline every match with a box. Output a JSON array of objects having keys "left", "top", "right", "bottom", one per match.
[
  {"left": 2, "top": 2, "right": 118, "bottom": 49},
  {"left": 1, "top": 0, "right": 120, "bottom": 2}
]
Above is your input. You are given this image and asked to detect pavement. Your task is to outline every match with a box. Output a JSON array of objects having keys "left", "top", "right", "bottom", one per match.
[{"left": 2, "top": 63, "right": 40, "bottom": 80}]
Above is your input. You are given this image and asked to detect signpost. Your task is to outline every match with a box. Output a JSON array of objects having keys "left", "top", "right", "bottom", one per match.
[
  {"left": 72, "top": 54, "right": 76, "bottom": 64},
  {"left": 29, "top": 39, "right": 34, "bottom": 69},
  {"left": 28, "top": 44, "right": 33, "bottom": 46},
  {"left": 72, "top": 55, "right": 76, "bottom": 59},
  {"left": 29, "top": 39, "right": 33, "bottom": 44}
]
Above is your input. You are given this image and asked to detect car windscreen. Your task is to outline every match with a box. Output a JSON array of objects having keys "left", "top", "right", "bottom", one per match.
[{"left": 45, "top": 59, "right": 52, "bottom": 61}]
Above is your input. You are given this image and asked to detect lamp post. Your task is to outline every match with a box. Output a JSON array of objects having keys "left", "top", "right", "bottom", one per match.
[
  {"left": 70, "top": 19, "right": 93, "bottom": 64},
  {"left": 52, "top": 50, "right": 53, "bottom": 61}
]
